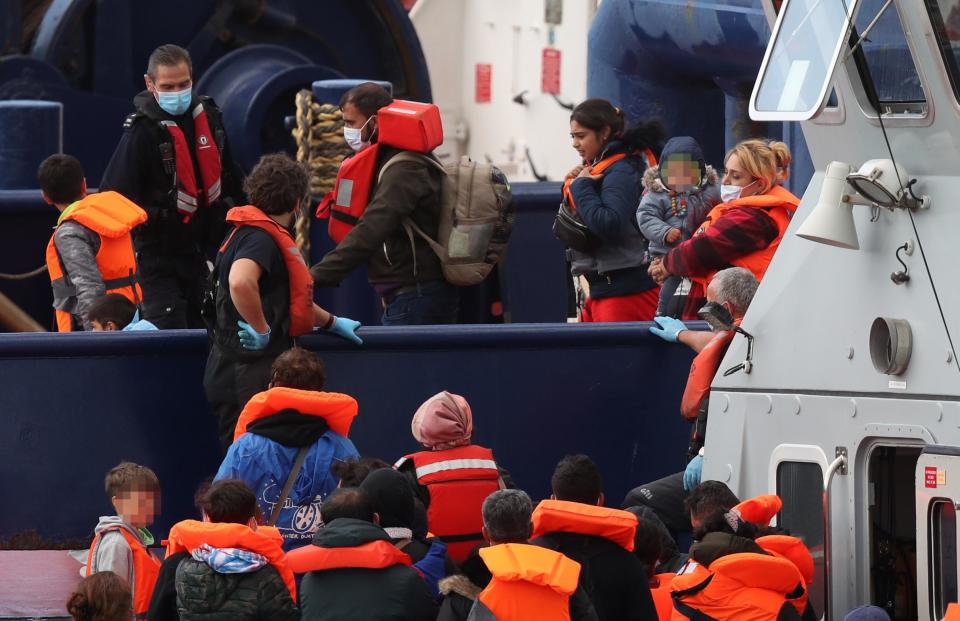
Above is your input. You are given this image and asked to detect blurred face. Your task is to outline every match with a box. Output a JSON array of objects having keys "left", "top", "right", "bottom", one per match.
[
  {"left": 722, "top": 154, "right": 760, "bottom": 198},
  {"left": 341, "top": 102, "right": 376, "bottom": 141},
  {"left": 145, "top": 62, "right": 192, "bottom": 94},
  {"left": 570, "top": 120, "right": 609, "bottom": 163},
  {"left": 112, "top": 490, "right": 159, "bottom": 529},
  {"left": 662, "top": 155, "right": 700, "bottom": 192},
  {"left": 705, "top": 280, "right": 737, "bottom": 321}
]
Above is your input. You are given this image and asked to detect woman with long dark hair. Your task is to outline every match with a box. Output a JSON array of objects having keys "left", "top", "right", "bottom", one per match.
[{"left": 557, "top": 98, "right": 665, "bottom": 322}]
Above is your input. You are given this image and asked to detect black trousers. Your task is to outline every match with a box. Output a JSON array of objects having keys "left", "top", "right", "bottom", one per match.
[
  {"left": 137, "top": 251, "right": 207, "bottom": 329},
  {"left": 203, "top": 346, "right": 275, "bottom": 452},
  {"left": 622, "top": 471, "right": 691, "bottom": 536}
]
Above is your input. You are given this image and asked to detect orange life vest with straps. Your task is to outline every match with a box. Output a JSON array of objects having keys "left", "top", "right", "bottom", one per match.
[
  {"left": 756, "top": 535, "right": 814, "bottom": 616},
  {"left": 651, "top": 573, "right": 676, "bottom": 621},
  {"left": 286, "top": 538, "right": 413, "bottom": 573},
  {"left": 680, "top": 329, "right": 736, "bottom": 421},
  {"left": 233, "top": 386, "right": 358, "bottom": 442},
  {"left": 476, "top": 543, "right": 582, "bottom": 621},
  {"left": 395, "top": 445, "right": 501, "bottom": 562},
  {"left": 46, "top": 192, "right": 147, "bottom": 332},
  {"left": 691, "top": 185, "right": 800, "bottom": 289},
  {"left": 85, "top": 526, "right": 160, "bottom": 620},
  {"left": 670, "top": 553, "right": 805, "bottom": 621},
  {"left": 318, "top": 100, "right": 444, "bottom": 244},
  {"left": 165, "top": 520, "right": 296, "bottom": 601},
  {"left": 220, "top": 206, "right": 315, "bottom": 336},
  {"left": 531, "top": 499, "right": 637, "bottom": 551},
  {"left": 561, "top": 149, "right": 657, "bottom": 213},
  {"left": 159, "top": 103, "right": 222, "bottom": 222},
  {"left": 734, "top": 495, "right": 783, "bottom": 526}
]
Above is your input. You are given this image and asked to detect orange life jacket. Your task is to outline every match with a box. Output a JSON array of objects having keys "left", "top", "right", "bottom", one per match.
[
  {"left": 477, "top": 543, "right": 581, "bottom": 621},
  {"left": 671, "top": 553, "right": 804, "bottom": 621},
  {"left": 220, "top": 206, "right": 315, "bottom": 336},
  {"left": 395, "top": 445, "right": 501, "bottom": 562},
  {"left": 318, "top": 100, "right": 444, "bottom": 244},
  {"left": 85, "top": 527, "right": 160, "bottom": 620},
  {"left": 165, "top": 520, "right": 296, "bottom": 601},
  {"left": 561, "top": 149, "right": 657, "bottom": 214},
  {"left": 691, "top": 185, "right": 800, "bottom": 289},
  {"left": 756, "top": 534, "right": 814, "bottom": 616},
  {"left": 734, "top": 495, "right": 783, "bottom": 527},
  {"left": 233, "top": 386, "right": 358, "bottom": 442},
  {"left": 945, "top": 603, "right": 960, "bottom": 620},
  {"left": 286, "top": 539, "right": 412, "bottom": 574},
  {"left": 531, "top": 499, "right": 637, "bottom": 551},
  {"left": 46, "top": 192, "right": 147, "bottom": 332},
  {"left": 680, "top": 329, "right": 736, "bottom": 421},
  {"left": 160, "top": 103, "right": 222, "bottom": 222},
  {"left": 651, "top": 573, "right": 676, "bottom": 621}
]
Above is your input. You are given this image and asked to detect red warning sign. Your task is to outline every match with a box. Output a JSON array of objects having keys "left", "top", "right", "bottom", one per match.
[
  {"left": 475, "top": 63, "right": 492, "bottom": 103},
  {"left": 542, "top": 48, "right": 561, "bottom": 95},
  {"left": 926, "top": 466, "right": 938, "bottom": 488}
]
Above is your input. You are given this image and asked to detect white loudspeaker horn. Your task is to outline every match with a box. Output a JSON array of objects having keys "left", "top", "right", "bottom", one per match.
[{"left": 796, "top": 161, "right": 859, "bottom": 250}]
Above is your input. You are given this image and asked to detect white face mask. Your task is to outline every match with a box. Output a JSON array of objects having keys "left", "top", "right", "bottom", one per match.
[
  {"left": 720, "top": 180, "right": 756, "bottom": 203},
  {"left": 344, "top": 116, "right": 373, "bottom": 152}
]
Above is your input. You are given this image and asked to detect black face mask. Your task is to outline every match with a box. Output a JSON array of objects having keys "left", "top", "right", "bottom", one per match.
[{"left": 698, "top": 301, "right": 735, "bottom": 331}]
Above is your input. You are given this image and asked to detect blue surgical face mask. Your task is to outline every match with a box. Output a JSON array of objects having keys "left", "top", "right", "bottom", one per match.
[
  {"left": 720, "top": 180, "right": 756, "bottom": 203},
  {"left": 156, "top": 88, "right": 192, "bottom": 116}
]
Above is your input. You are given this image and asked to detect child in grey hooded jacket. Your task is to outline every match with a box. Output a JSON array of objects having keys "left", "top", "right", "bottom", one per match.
[{"left": 636, "top": 136, "right": 720, "bottom": 316}]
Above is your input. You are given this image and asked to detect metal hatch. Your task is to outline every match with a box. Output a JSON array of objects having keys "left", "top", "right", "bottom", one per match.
[{"left": 750, "top": 0, "right": 861, "bottom": 120}]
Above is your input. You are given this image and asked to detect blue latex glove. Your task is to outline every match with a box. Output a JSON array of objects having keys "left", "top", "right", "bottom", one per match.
[
  {"left": 683, "top": 454, "right": 704, "bottom": 491},
  {"left": 649, "top": 315, "right": 687, "bottom": 343},
  {"left": 325, "top": 316, "right": 363, "bottom": 345},
  {"left": 237, "top": 320, "right": 271, "bottom": 351}
]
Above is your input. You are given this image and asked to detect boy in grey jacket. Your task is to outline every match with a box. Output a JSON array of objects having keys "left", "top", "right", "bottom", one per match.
[{"left": 636, "top": 137, "right": 720, "bottom": 316}]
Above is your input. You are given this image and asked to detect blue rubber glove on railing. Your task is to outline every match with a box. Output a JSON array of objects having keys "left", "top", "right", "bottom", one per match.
[
  {"left": 649, "top": 315, "right": 687, "bottom": 343},
  {"left": 237, "top": 320, "right": 271, "bottom": 351},
  {"left": 325, "top": 316, "right": 363, "bottom": 345},
  {"left": 683, "top": 454, "right": 703, "bottom": 491}
]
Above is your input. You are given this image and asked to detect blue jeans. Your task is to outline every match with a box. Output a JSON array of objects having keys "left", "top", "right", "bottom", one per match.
[{"left": 381, "top": 281, "right": 460, "bottom": 326}]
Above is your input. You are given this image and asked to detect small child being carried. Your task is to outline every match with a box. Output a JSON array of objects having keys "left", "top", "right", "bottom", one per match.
[{"left": 636, "top": 137, "right": 720, "bottom": 316}]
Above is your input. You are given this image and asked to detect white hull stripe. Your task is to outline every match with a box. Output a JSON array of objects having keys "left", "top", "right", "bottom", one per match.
[{"left": 415, "top": 459, "right": 498, "bottom": 478}]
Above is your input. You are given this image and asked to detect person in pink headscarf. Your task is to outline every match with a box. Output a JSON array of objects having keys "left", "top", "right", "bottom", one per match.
[{"left": 394, "top": 391, "right": 507, "bottom": 562}]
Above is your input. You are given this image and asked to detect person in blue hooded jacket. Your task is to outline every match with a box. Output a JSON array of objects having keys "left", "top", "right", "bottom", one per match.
[
  {"left": 216, "top": 347, "right": 359, "bottom": 551},
  {"left": 562, "top": 99, "right": 665, "bottom": 322}
]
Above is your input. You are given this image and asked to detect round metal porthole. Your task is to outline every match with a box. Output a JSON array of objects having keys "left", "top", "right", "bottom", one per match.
[{"left": 869, "top": 317, "right": 912, "bottom": 375}]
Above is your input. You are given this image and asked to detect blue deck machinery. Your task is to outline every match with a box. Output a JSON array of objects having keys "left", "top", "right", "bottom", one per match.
[{"left": 0, "top": 0, "right": 834, "bottom": 546}]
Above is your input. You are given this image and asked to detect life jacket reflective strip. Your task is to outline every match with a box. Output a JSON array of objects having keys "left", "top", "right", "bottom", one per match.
[
  {"left": 756, "top": 535, "right": 814, "bottom": 616},
  {"left": 159, "top": 103, "right": 222, "bottom": 222},
  {"left": 85, "top": 527, "right": 160, "bottom": 620},
  {"left": 561, "top": 148, "right": 657, "bottom": 213},
  {"left": 670, "top": 552, "right": 804, "bottom": 621},
  {"left": 690, "top": 185, "right": 800, "bottom": 289},
  {"left": 286, "top": 539, "right": 412, "bottom": 574},
  {"left": 680, "top": 329, "right": 736, "bottom": 421},
  {"left": 233, "top": 386, "right": 358, "bottom": 442},
  {"left": 46, "top": 192, "right": 147, "bottom": 332},
  {"left": 318, "top": 143, "right": 382, "bottom": 245},
  {"left": 165, "top": 520, "right": 296, "bottom": 600},
  {"left": 531, "top": 499, "right": 637, "bottom": 551},
  {"left": 651, "top": 573, "right": 676, "bottom": 621},
  {"left": 221, "top": 206, "right": 315, "bottom": 336},
  {"left": 734, "top": 495, "right": 783, "bottom": 527},
  {"left": 398, "top": 445, "right": 500, "bottom": 562},
  {"left": 477, "top": 543, "right": 581, "bottom": 621}
]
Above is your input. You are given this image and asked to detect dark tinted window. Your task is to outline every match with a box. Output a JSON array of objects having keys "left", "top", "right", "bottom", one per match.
[
  {"left": 925, "top": 0, "right": 960, "bottom": 101},
  {"left": 852, "top": 0, "right": 926, "bottom": 107},
  {"left": 778, "top": 461, "right": 825, "bottom": 618},
  {"left": 931, "top": 500, "right": 958, "bottom": 619}
]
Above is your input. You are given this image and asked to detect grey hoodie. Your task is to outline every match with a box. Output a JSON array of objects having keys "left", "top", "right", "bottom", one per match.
[
  {"left": 636, "top": 164, "right": 720, "bottom": 256},
  {"left": 52, "top": 220, "right": 105, "bottom": 330},
  {"left": 85, "top": 516, "right": 149, "bottom": 607}
]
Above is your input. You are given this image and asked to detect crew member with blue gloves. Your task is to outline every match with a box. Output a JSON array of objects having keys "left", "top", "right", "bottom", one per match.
[
  {"left": 622, "top": 267, "right": 758, "bottom": 539},
  {"left": 204, "top": 153, "right": 362, "bottom": 452}
]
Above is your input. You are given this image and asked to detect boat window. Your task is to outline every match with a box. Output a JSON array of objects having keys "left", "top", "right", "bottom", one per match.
[
  {"left": 777, "top": 461, "right": 825, "bottom": 618},
  {"left": 850, "top": 0, "right": 926, "bottom": 112},
  {"left": 929, "top": 499, "right": 958, "bottom": 620},
  {"left": 751, "top": 0, "right": 858, "bottom": 119},
  {"left": 924, "top": 0, "right": 960, "bottom": 103}
]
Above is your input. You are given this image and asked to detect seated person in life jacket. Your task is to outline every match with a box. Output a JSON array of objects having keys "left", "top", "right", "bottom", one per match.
[
  {"left": 288, "top": 487, "right": 438, "bottom": 621},
  {"left": 204, "top": 153, "right": 362, "bottom": 452},
  {"left": 157, "top": 480, "right": 298, "bottom": 621},
  {"left": 625, "top": 505, "right": 688, "bottom": 574},
  {"left": 330, "top": 456, "right": 391, "bottom": 488},
  {"left": 622, "top": 268, "right": 758, "bottom": 536},
  {"left": 671, "top": 506, "right": 806, "bottom": 621},
  {"left": 84, "top": 462, "right": 161, "bottom": 621},
  {"left": 87, "top": 293, "right": 158, "bottom": 331},
  {"left": 394, "top": 391, "right": 508, "bottom": 563},
  {"left": 530, "top": 455, "right": 658, "bottom": 621},
  {"left": 38, "top": 154, "right": 147, "bottom": 332},
  {"left": 625, "top": 505, "right": 683, "bottom": 621},
  {"left": 215, "top": 346, "right": 360, "bottom": 551},
  {"left": 309, "top": 83, "right": 459, "bottom": 326},
  {"left": 464, "top": 489, "right": 599, "bottom": 621},
  {"left": 360, "top": 468, "right": 455, "bottom": 597},
  {"left": 67, "top": 571, "right": 132, "bottom": 621}
]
